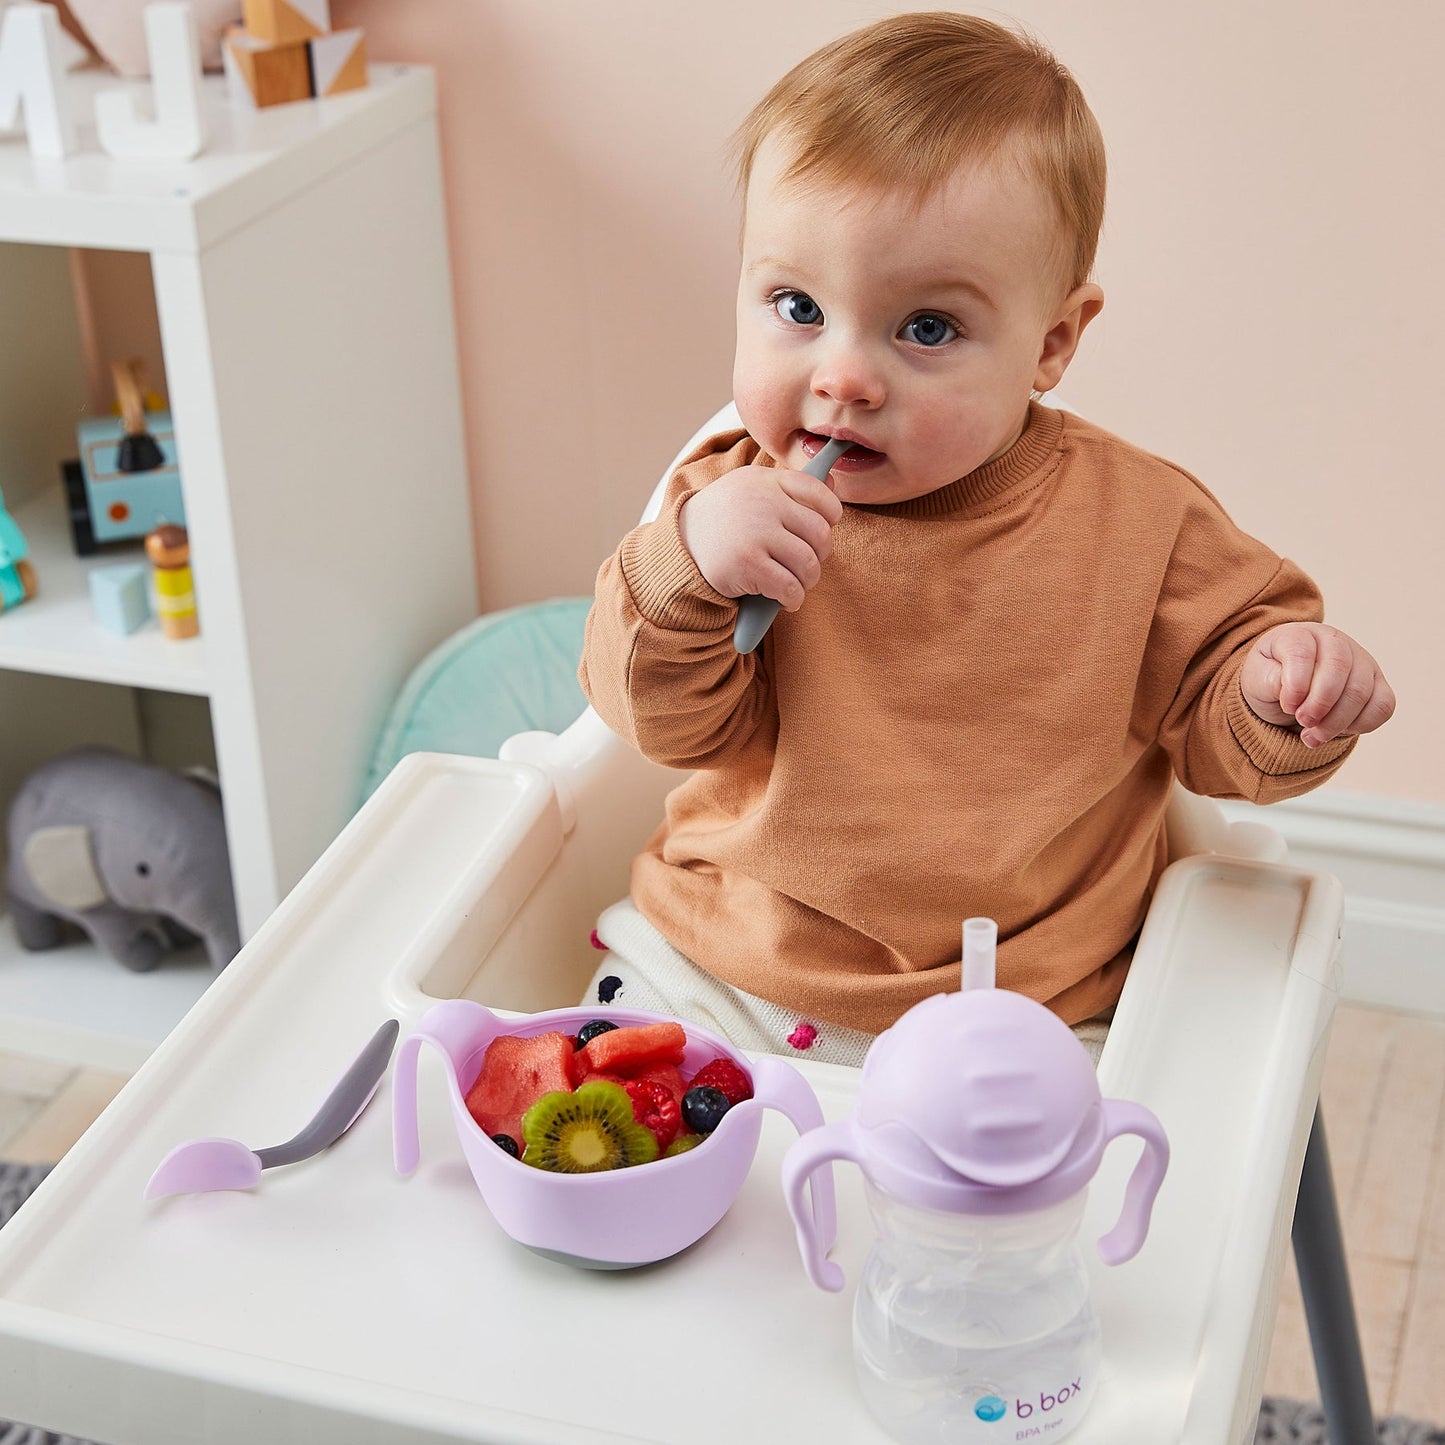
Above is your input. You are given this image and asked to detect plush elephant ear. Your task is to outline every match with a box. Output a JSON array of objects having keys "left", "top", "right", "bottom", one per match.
[{"left": 23, "top": 825, "right": 108, "bottom": 912}]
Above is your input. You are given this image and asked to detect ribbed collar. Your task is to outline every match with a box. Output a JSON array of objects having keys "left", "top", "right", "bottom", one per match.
[
  {"left": 749, "top": 401, "right": 1065, "bottom": 519},
  {"left": 855, "top": 400, "right": 1065, "bottom": 519}
]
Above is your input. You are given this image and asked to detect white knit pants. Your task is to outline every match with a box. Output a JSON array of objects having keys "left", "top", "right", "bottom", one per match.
[{"left": 583, "top": 898, "right": 1109, "bottom": 1068}]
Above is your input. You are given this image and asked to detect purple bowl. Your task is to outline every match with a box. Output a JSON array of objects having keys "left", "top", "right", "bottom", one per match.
[{"left": 392, "top": 999, "right": 834, "bottom": 1268}]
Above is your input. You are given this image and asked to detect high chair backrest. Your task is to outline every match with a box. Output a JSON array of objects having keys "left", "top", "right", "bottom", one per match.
[{"left": 639, "top": 400, "right": 744, "bottom": 524}]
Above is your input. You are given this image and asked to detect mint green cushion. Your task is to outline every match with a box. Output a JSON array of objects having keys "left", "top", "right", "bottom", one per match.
[{"left": 361, "top": 597, "right": 592, "bottom": 804}]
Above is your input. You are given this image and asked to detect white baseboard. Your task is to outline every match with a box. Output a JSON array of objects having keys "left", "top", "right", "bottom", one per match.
[{"left": 1219, "top": 791, "right": 1445, "bottom": 1018}]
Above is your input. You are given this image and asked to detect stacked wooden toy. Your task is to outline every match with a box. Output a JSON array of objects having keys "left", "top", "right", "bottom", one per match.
[{"left": 223, "top": 0, "right": 367, "bottom": 109}]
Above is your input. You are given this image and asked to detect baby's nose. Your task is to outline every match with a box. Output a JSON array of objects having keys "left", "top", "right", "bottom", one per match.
[{"left": 810, "top": 341, "right": 885, "bottom": 409}]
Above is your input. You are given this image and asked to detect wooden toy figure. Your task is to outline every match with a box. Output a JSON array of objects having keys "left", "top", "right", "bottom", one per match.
[
  {"left": 0, "top": 486, "right": 38, "bottom": 612},
  {"left": 146, "top": 523, "right": 199, "bottom": 639}
]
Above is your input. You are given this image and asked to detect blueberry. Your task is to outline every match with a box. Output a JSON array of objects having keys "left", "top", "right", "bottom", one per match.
[
  {"left": 681, "top": 1085, "right": 731, "bottom": 1134},
  {"left": 575, "top": 1018, "right": 619, "bottom": 1049},
  {"left": 491, "top": 1133, "right": 520, "bottom": 1157},
  {"left": 596, "top": 975, "right": 623, "bottom": 1004}
]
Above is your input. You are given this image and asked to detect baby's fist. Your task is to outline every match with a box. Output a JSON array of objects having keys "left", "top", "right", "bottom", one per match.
[{"left": 1240, "top": 622, "right": 1395, "bottom": 747}]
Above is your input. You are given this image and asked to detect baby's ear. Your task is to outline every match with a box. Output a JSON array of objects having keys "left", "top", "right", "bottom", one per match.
[{"left": 1034, "top": 284, "right": 1104, "bottom": 394}]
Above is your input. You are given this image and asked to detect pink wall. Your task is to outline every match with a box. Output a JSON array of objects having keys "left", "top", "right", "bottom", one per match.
[
  {"left": 328, "top": 0, "right": 1436, "bottom": 803},
  {"left": 84, "top": 1, "right": 1436, "bottom": 803}
]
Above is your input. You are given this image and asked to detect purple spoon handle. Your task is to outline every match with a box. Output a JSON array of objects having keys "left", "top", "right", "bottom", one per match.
[{"left": 733, "top": 436, "right": 851, "bottom": 653}]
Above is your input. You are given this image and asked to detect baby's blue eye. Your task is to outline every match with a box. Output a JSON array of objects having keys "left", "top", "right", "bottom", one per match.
[
  {"left": 903, "top": 314, "right": 957, "bottom": 347},
  {"left": 777, "top": 291, "right": 823, "bottom": 326}
]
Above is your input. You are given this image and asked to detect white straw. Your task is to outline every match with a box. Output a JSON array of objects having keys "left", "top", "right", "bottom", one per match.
[{"left": 961, "top": 917, "right": 998, "bottom": 992}]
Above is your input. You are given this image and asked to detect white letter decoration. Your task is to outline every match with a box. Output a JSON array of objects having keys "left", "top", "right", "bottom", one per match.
[
  {"left": 95, "top": 3, "right": 206, "bottom": 160},
  {"left": 0, "top": 3, "right": 78, "bottom": 157}
]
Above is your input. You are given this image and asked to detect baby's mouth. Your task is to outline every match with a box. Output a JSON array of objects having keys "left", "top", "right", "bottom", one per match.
[{"left": 801, "top": 431, "right": 885, "bottom": 467}]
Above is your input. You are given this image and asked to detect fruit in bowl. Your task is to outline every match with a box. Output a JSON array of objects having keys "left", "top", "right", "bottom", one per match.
[
  {"left": 462, "top": 1017, "right": 757, "bottom": 1170},
  {"left": 392, "top": 1000, "right": 834, "bottom": 1269}
]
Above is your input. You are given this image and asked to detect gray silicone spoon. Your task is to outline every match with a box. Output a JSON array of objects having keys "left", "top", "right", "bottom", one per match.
[
  {"left": 733, "top": 435, "right": 853, "bottom": 653},
  {"left": 143, "top": 1018, "right": 400, "bottom": 1199}
]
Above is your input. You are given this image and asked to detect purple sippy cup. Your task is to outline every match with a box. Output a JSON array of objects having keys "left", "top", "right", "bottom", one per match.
[{"left": 781, "top": 918, "right": 1169, "bottom": 1444}]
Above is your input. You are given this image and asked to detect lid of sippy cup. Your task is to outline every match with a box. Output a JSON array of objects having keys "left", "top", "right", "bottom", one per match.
[{"left": 855, "top": 919, "right": 1102, "bottom": 1189}]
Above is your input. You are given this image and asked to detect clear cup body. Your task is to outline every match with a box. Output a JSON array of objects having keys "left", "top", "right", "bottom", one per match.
[{"left": 852, "top": 1180, "right": 1101, "bottom": 1444}]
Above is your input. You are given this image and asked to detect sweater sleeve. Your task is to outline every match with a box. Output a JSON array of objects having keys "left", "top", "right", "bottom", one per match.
[
  {"left": 1150, "top": 485, "right": 1355, "bottom": 804},
  {"left": 578, "top": 433, "right": 776, "bottom": 769}
]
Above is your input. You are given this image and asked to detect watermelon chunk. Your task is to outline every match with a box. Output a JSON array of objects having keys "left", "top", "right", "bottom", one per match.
[
  {"left": 465, "top": 1031, "right": 574, "bottom": 1145},
  {"left": 576, "top": 1021, "right": 687, "bottom": 1076}
]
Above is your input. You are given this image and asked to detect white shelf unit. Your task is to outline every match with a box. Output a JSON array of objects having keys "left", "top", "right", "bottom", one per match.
[{"left": 0, "top": 64, "right": 477, "bottom": 1065}]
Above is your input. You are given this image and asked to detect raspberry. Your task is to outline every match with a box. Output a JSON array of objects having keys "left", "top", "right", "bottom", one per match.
[
  {"left": 688, "top": 1057, "right": 753, "bottom": 1105},
  {"left": 624, "top": 1078, "right": 680, "bottom": 1151}
]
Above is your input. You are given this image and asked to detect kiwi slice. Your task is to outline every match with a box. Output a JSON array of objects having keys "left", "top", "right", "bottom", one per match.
[{"left": 521, "top": 1081, "right": 660, "bottom": 1173}]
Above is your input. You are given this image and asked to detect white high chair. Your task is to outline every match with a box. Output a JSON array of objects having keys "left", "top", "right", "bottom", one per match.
[{"left": 0, "top": 406, "right": 1371, "bottom": 1445}]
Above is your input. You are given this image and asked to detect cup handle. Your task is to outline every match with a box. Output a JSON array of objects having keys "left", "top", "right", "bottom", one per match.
[
  {"left": 1096, "top": 1098, "right": 1171, "bottom": 1265},
  {"left": 391, "top": 1000, "right": 497, "bottom": 1177},
  {"left": 747, "top": 1055, "right": 837, "bottom": 1257},
  {"left": 780, "top": 1120, "right": 863, "bottom": 1292}
]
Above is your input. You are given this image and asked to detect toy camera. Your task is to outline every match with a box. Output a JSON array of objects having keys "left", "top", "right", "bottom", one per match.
[{"left": 63, "top": 358, "right": 185, "bottom": 556}]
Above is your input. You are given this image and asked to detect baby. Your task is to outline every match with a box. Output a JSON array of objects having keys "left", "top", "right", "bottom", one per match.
[{"left": 578, "top": 12, "right": 1394, "bottom": 1066}]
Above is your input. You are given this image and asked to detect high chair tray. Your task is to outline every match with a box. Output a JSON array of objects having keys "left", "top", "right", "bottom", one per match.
[{"left": 0, "top": 753, "right": 1341, "bottom": 1445}]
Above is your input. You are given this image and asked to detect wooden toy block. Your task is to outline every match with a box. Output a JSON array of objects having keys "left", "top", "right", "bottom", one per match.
[
  {"left": 309, "top": 28, "right": 368, "bottom": 98},
  {"left": 241, "top": 0, "right": 330, "bottom": 46},
  {"left": 89, "top": 562, "right": 151, "bottom": 636},
  {"left": 223, "top": 27, "right": 311, "bottom": 110},
  {"left": 146, "top": 526, "right": 199, "bottom": 640}
]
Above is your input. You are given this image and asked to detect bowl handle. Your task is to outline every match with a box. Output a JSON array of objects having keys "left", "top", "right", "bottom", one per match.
[
  {"left": 746, "top": 1055, "right": 837, "bottom": 1251},
  {"left": 779, "top": 1120, "right": 861, "bottom": 1292},
  {"left": 392, "top": 1000, "right": 499, "bottom": 1176}
]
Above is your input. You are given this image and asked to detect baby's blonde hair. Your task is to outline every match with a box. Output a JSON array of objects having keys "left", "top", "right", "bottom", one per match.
[{"left": 731, "top": 11, "right": 1106, "bottom": 294}]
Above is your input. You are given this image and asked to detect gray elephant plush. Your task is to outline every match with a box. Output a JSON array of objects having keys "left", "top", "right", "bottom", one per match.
[{"left": 5, "top": 747, "right": 240, "bottom": 972}]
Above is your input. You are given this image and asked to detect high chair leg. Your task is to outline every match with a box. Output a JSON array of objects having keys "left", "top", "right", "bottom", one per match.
[{"left": 1292, "top": 1108, "right": 1376, "bottom": 1443}]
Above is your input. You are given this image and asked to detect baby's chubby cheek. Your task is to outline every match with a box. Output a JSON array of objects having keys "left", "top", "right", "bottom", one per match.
[{"left": 731, "top": 364, "right": 791, "bottom": 459}]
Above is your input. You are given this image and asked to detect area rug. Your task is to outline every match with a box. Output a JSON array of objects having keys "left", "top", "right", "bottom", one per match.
[
  {"left": 0, "top": 1162, "right": 1439, "bottom": 1443},
  {"left": 1256, "top": 1396, "right": 1445, "bottom": 1444}
]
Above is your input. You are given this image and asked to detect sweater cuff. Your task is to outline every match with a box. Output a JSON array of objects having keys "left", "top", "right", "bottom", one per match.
[
  {"left": 1224, "top": 663, "right": 1357, "bottom": 776},
  {"left": 619, "top": 489, "right": 738, "bottom": 632}
]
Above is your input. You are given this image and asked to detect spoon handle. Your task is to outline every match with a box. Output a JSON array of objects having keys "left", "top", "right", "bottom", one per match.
[
  {"left": 255, "top": 1018, "right": 400, "bottom": 1169},
  {"left": 733, "top": 436, "right": 851, "bottom": 654}
]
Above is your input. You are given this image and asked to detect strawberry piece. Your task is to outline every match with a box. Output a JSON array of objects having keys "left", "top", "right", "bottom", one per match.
[
  {"left": 630, "top": 1062, "right": 685, "bottom": 1102},
  {"left": 687, "top": 1056, "right": 753, "bottom": 1105},
  {"left": 577, "top": 1021, "right": 687, "bottom": 1076},
  {"left": 465, "top": 1031, "right": 574, "bottom": 1143},
  {"left": 575, "top": 1061, "right": 682, "bottom": 1097},
  {"left": 625, "top": 1078, "right": 681, "bottom": 1152}
]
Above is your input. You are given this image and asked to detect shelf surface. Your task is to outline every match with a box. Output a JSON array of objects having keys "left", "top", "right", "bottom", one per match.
[
  {"left": 0, "top": 486, "right": 208, "bottom": 694},
  {"left": 0, "top": 64, "right": 435, "bottom": 252},
  {"left": 0, "top": 914, "right": 213, "bottom": 1072}
]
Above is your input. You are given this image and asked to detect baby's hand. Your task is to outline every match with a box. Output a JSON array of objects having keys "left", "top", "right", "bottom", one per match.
[
  {"left": 1240, "top": 622, "right": 1396, "bottom": 747},
  {"left": 679, "top": 464, "right": 844, "bottom": 612}
]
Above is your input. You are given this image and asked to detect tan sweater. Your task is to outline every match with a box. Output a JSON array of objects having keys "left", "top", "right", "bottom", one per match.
[{"left": 580, "top": 402, "right": 1355, "bottom": 1034}]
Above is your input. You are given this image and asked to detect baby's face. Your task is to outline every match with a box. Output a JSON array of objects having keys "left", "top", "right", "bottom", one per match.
[{"left": 734, "top": 137, "right": 1077, "bottom": 504}]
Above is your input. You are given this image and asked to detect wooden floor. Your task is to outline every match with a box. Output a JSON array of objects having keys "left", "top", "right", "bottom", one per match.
[
  {"left": 1264, "top": 1003, "right": 1445, "bottom": 1423},
  {"left": 1, "top": 1002, "right": 1442, "bottom": 1424}
]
